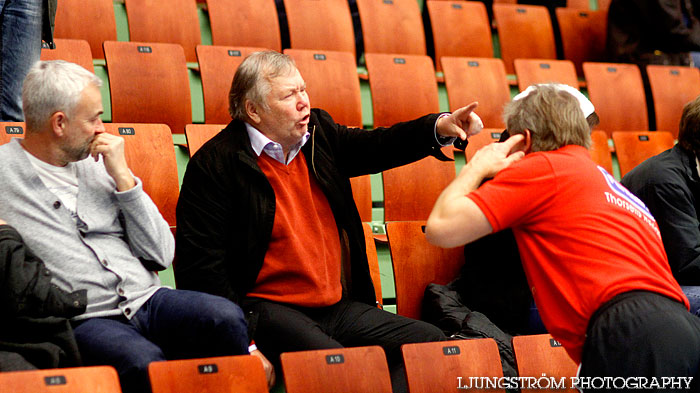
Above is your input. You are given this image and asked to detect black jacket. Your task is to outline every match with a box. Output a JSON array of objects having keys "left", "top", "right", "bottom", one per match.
[
  {"left": 0, "top": 225, "right": 87, "bottom": 370},
  {"left": 622, "top": 145, "right": 700, "bottom": 285},
  {"left": 607, "top": 0, "right": 700, "bottom": 65},
  {"left": 175, "top": 109, "right": 446, "bottom": 307}
]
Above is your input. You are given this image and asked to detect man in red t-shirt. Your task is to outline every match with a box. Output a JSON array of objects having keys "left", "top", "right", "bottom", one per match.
[{"left": 426, "top": 84, "right": 700, "bottom": 384}]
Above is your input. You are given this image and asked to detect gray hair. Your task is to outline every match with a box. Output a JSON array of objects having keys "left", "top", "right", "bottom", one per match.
[
  {"left": 22, "top": 60, "right": 102, "bottom": 132},
  {"left": 503, "top": 84, "right": 591, "bottom": 152},
  {"left": 228, "top": 51, "right": 297, "bottom": 121}
]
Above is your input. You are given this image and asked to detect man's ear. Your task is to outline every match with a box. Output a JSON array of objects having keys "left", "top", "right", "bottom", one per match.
[
  {"left": 245, "top": 100, "right": 261, "bottom": 124},
  {"left": 522, "top": 129, "right": 533, "bottom": 154},
  {"left": 49, "top": 111, "right": 68, "bottom": 137}
]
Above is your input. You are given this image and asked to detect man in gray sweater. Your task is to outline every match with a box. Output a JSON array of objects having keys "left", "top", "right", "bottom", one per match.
[{"left": 0, "top": 61, "right": 270, "bottom": 392}]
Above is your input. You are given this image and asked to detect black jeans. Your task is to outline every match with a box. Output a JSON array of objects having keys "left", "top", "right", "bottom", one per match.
[{"left": 243, "top": 297, "right": 445, "bottom": 393}]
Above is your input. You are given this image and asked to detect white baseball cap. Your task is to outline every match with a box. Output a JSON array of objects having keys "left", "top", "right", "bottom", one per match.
[{"left": 512, "top": 83, "right": 595, "bottom": 118}]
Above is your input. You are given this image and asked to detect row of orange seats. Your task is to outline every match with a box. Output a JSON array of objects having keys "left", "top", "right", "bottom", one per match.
[
  {"left": 0, "top": 334, "right": 575, "bottom": 393},
  {"left": 53, "top": 0, "right": 608, "bottom": 74}
]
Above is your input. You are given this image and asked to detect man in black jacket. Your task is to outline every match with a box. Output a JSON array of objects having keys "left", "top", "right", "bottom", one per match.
[
  {"left": 175, "top": 51, "right": 483, "bottom": 392},
  {"left": 622, "top": 94, "right": 700, "bottom": 316},
  {"left": 0, "top": 220, "right": 86, "bottom": 371}
]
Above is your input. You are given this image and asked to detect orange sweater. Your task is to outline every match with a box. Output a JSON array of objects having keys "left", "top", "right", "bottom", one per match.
[{"left": 248, "top": 152, "right": 342, "bottom": 307}]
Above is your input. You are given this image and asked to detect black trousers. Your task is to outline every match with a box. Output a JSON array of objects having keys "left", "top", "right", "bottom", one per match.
[
  {"left": 580, "top": 291, "right": 700, "bottom": 393},
  {"left": 243, "top": 297, "right": 446, "bottom": 393}
]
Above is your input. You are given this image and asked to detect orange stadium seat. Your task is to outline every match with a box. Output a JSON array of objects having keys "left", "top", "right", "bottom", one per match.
[
  {"left": 493, "top": 4, "right": 557, "bottom": 74},
  {"left": 184, "top": 124, "right": 227, "bottom": 157},
  {"left": 427, "top": 1, "right": 494, "bottom": 72},
  {"left": 647, "top": 65, "right": 700, "bottom": 137},
  {"left": 283, "top": 0, "right": 356, "bottom": 57},
  {"left": 514, "top": 59, "right": 579, "bottom": 91},
  {"left": 40, "top": 39, "right": 94, "bottom": 73},
  {"left": 123, "top": 0, "right": 201, "bottom": 62},
  {"left": 365, "top": 53, "right": 439, "bottom": 127},
  {"left": 386, "top": 221, "right": 464, "bottom": 319},
  {"left": 583, "top": 62, "right": 648, "bottom": 136},
  {"left": 556, "top": 9, "right": 607, "bottom": 75},
  {"left": 148, "top": 355, "right": 268, "bottom": 393},
  {"left": 104, "top": 41, "right": 192, "bottom": 134},
  {"left": 281, "top": 346, "right": 393, "bottom": 393},
  {"left": 466, "top": 128, "right": 503, "bottom": 162},
  {"left": 206, "top": 0, "right": 281, "bottom": 51},
  {"left": 362, "top": 222, "right": 383, "bottom": 305},
  {"left": 104, "top": 123, "right": 180, "bottom": 228},
  {"left": 0, "top": 366, "right": 121, "bottom": 393},
  {"left": 356, "top": 0, "right": 427, "bottom": 55},
  {"left": 53, "top": 0, "right": 117, "bottom": 59},
  {"left": 441, "top": 57, "right": 510, "bottom": 128},
  {"left": 589, "top": 130, "right": 613, "bottom": 174},
  {"left": 402, "top": 339, "right": 505, "bottom": 393},
  {"left": 0, "top": 122, "right": 26, "bottom": 145},
  {"left": 613, "top": 131, "right": 675, "bottom": 177},
  {"left": 512, "top": 334, "right": 578, "bottom": 393}
]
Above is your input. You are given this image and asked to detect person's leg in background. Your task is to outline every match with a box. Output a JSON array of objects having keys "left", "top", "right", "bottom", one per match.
[{"left": 0, "top": 0, "right": 43, "bottom": 121}]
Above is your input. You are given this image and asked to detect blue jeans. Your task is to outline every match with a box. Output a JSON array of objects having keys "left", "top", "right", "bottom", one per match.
[
  {"left": 0, "top": 0, "right": 42, "bottom": 121},
  {"left": 73, "top": 288, "right": 249, "bottom": 393},
  {"left": 682, "top": 285, "right": 700, "bottom": 317}
]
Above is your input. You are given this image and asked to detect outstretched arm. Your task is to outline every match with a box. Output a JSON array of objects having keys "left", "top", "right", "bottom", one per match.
[{"left": 426, "top": 134, "right": 525, "bottom": 248}]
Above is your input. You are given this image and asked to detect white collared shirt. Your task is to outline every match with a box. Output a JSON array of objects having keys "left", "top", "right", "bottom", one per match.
[{"left": 245, "top": 122, "right": 311, "bottom": 165}]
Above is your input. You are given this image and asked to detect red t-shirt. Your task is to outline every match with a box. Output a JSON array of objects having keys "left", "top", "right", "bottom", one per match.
[
  {"left": 468, "top": 145, "right": 687, "bottom": 363},
  {"left": 248, "top": 151, "right": 342, "bottom": 307}
]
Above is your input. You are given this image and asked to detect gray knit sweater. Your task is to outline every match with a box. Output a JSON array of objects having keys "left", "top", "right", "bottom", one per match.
[{"left": 0, "top": 139, "right": 174, "bottom": 320}]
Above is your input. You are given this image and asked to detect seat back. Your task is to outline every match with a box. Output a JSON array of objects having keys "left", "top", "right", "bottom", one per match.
[
  {"left": 589, "top": 130, "right": 613, "bottom": 174},
  {"left": 285, "top": 49, "right": 363, "bottom": 127},
  {"left": 442, "top": 57, "right": 510, "bottom": 128},
  {"left": 281, "top": 346, "right": 392, "bottom": 393},
  {"left": 283, "top": 0, "right": 356, "bottom": 57},
  {"left": 647, "top": 65, "right": 700, "bottom": 137},
  {"left": 514, "top": 59, "right": 579, "bottom": 91},
  {"left": 0, "top": 122, "right": 26, "bottom": 145},
  {"left": 362, "top": 222, "right": 383, "bottom": 305},
  {"left": 196, "top": 45, "right": 267, "bottom": 124},
  {"left": 40, "top": 39, "right": 94, "bottom": 73},
  {"left": 612, "top": 131, "right": 675, "bottom": 177},
  {"left": 583, "top": 62, "right": 648, "bottom": 137},
  {"left": 206, "top": 0, "right": 281, "bottom": 51},
  {"left": 351, "top": 175, "right": 373, "bottom": 223},
  {"left": 493, "top": 4, "right": 556, "bottom": 74},
  {"left": 53, "top": 0, "right": 117, "bottom": 59},
  {"left": 512, "top": 334, "right": 579, "bottom": 393},
  {"left": 386, "top": 221, "right": 465, "bottom": 319},
  {"left": 402, "top": 339, "right": 505, "bottom": 393},
  {"left": 104, "top": 123, "right": 180, "bottom": 227},
  {"left": 566, "top": 0, "right": 592, "bottom": 9},
  {"left": 185, "top": 124, "right": 227, "bottom": 157},
  {"left": 365, "top": 53, "right": 439, "bottom": 127},
  {"left": 356, "top": 0, "right": 426, "bottom": 55},
  {"left": 466, "top": 128, "right": 504, "bottom": 162},
  {"left": 0, "top": 366, "right": 121, "bottom": 393},
  {"left": 556, "top": 9, "right": 607, "bottom": 75},
  {"left": 104, "top": 41, "right": 192, "bottom": 134},
  {"left": 148, "top": 355, "right": 268, "bottom": 393},
  {"left": 382, "top": 149, "right": 455, "bottom": 222},
  {"left": 427, "top": 1, "right": 493, "bottom": 72},
  {"left": 124, "top": 0, "right": 201, "bottom": 62}
]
